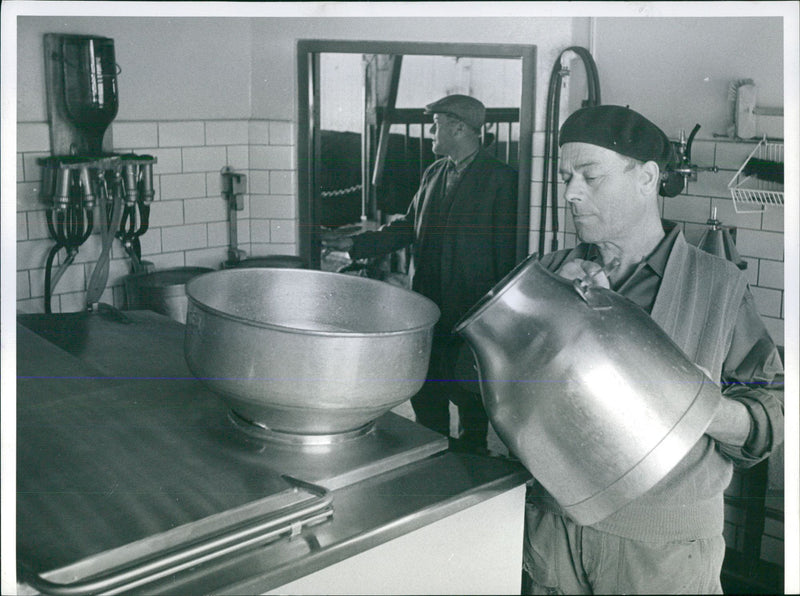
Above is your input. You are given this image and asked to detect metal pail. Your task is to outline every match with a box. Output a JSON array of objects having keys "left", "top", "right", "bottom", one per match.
[
  {"left": 224, "top": 255, "right": 307, "bottom": 269},
  {"left": 124, "top": 267, "right": 213, "bottom": 323}
]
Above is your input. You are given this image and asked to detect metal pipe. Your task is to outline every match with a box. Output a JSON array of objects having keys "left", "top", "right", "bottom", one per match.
[
  {"left": 140, "top": 162, "right": 155, "bottom": 204},
  {"left": 123, "top": 162, "right": 139, "bottom": 206},
  {"left": 78, "top": 166, "right": 95, "bottom": 210},
  {"left": 54, "top": 168, "right": 72, "bottom": 211}
]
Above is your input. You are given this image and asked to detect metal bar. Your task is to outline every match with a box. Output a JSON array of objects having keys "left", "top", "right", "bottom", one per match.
[
  {"left": 297, "top": 39, "right": 538, "bottom": 59},
  {"left": 419, "top": 124, "right": 425, "bottom": 182},
  {"left": 753, "top": 106, "right": 784, "bottom": 117},
  {"left": 377, "top": 107, "right": 520, "bottom": 125},
  {"left": 24, "top": 486, "right": 333, "bottom": 596},
  {"left": 517, "top": 45, "right": 536, "bottom": 262},
  {"left": 361, "top": 57, "right": 370, "bottom": 220},
  {"left": 506, "top": 122, "right": 513, "bottom": 162},
  {"left": 297, "top": 50, "right": 321, "bottom": 268},
  {"left": 372, "top": 55, "right": 404, "bottom": 191}
]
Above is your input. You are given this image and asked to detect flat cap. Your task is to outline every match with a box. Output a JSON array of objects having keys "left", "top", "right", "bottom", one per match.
[
  {"left": 425, "top": 94, "right": 486, "bottom": 131},
  {"left": 559, "top": 105, "right": 684, "bottom": 197}
]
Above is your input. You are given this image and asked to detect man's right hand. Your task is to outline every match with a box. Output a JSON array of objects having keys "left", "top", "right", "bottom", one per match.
[{"left": 320, "top": 233, "right": 354, "bottom": 252}]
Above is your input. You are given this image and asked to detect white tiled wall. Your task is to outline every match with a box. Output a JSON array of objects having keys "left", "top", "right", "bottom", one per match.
[
  {"left": 529, "top": 135, "right": 785, "bottom": 348},
  {"left": 16, "top": 122, "right": 785, "bottom": 349},
  {"left": 15, "top": 118, "right": 297, "bottom": 314}
]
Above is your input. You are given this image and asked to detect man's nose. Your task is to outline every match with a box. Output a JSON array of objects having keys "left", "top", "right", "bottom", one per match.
[
  {"left": 564, "top": 177, "right": 585, "bottom": 203},
  {"left": 563, "top": 179, "right": 581, "bottom": 204},
  {"left": 430, "top": 123, "right": 437, "bottom": 134}
]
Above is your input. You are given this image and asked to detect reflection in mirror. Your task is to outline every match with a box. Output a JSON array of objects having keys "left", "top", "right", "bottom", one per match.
[{"left": 297, "top": 41, "right": 535, "bottom": 275}]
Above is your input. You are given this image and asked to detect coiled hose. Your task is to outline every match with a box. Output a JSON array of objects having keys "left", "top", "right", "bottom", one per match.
[
  {"left": 44, "top": 191, "right": 93, "bottom": 313},
  {"left": 538, "top": 47, "right": 601, "bottom": 255}
]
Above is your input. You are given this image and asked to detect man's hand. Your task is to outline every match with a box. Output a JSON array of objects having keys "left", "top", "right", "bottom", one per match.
[
  {"left": 321, "top": 233, "right": 354, "bottom": 252},
  {"left": 556, "top": 258, "right": 611, "bottom": 289},
  {"left": 706, "top": 396, "right": 752, "bottom": 447}
]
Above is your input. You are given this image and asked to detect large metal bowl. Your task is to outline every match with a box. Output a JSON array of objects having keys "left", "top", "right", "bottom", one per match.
[{"left": 184, "top": 268, "right": 440, "bottom": 435}]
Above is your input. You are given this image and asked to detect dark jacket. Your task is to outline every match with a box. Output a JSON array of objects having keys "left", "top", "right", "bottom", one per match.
[{"left": 350, "top": 148, "right": 519, "bottom": 335}]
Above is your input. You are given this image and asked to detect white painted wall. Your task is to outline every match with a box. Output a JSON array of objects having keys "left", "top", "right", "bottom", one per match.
[
  {"left": 250, "top": 16, "right": 577, "bottom": 127},
  {"left": 17, "top": 16, "right": 253, "bottom": 122},
  {"left": 592, "top": 17, "right": 784, "bottom": 141}
]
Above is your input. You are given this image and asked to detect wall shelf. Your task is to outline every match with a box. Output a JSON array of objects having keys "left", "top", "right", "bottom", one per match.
[{"left": 728, "top": 137, "right": 784, "bottom": 213}]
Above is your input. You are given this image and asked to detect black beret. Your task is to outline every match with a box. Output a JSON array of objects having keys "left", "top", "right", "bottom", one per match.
[{"left": 559, "top": 105, "right": 684, "bottom": 197}]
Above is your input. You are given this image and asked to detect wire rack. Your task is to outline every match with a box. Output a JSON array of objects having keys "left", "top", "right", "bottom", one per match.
[{"left": 728, "top": 137, "right": 784, "bottom": 213}]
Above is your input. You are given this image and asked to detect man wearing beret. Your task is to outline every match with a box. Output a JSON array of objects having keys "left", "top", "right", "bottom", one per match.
[
  {"left": 323, "top": 94, "right": 519, "bottom": 452},
  {"left": 522, "top": 105, "right": 783, "bottom": 594}
]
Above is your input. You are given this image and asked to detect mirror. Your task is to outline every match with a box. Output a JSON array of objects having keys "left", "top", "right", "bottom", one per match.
[{"left": 297, "top": 40, "right": 536, "bottom": 273}]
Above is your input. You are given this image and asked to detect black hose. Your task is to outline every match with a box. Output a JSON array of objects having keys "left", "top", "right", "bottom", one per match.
[
  {"left": 685, "top": 123, "right": 701, "bottom": 164},
  {"left": 118, "top": 201, "right": 150, "bottom": 263},
  {"left": 44, "top": 241, "right": 63, "bottom": 314},
  {"left": 539, "top": 46, "right": 601, "bottom": 255},
  {"left": 132, "top": 203, "right": 151, "bottom": 261},
  {"left": 43, "top": 171, "right": 94, "bottom": 313}
]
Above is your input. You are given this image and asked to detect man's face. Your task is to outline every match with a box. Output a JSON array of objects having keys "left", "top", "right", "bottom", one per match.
[
  {"left": 430, "top": 114, "right": 458, "bottom": 157},
  {"left": 559, "top": 142, "right": 648, "bottom": 245}
]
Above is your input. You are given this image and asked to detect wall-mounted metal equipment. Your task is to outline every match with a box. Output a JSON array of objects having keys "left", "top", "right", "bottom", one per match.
[
  {"left": 40, "top": 34, "right": 156, "bottom": 313},
  {"left": 671, "top": 124, "right": 720, "bottom": 183},
  {"left": 220, "top": 166, "right": 248, "bottom": 267},
  {"left": 696, "top": 207, "right": 747, "bottom": 270}
]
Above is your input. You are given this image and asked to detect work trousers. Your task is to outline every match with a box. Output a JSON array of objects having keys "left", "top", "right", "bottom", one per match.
[
  {"left": 522, "top": 505, "right": 726, "bottom": 595},
  {"left": 410, "top": 337, "right": 488, "bottom": 449}
]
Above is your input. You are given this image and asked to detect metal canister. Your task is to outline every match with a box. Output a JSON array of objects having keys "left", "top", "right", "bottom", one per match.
[
  {"left": 455, "top": 255, "right": 720, "bottom": 525},
  {"left": 124, "top": 267, "right": 213, "bottom": 323}
]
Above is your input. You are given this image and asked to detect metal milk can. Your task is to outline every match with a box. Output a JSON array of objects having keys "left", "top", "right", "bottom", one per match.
[{"left": 455, "top": 255, "right": 721, "bottom": 525}]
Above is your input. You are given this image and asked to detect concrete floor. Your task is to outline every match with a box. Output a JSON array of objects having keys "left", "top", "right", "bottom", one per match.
[{"left": 391, "top": 400, "right": 510, "bottom": 457}]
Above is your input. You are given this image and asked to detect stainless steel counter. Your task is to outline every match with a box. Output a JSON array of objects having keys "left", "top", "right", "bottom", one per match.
[{"left": 17, "top": 309, "right": 529, "bottom": 594}]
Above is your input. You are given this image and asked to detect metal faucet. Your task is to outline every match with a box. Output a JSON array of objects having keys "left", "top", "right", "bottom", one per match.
[{"left": 672, "top": 124, "right": 719, "bottom": 181}]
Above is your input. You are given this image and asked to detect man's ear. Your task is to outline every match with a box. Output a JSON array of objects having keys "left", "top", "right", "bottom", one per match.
[{"left": 640, "top": 160, "right": 661, "bottom": 195}]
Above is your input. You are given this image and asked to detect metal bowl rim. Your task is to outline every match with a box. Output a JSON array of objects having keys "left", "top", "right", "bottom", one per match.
[{"left": 185, "top": 268, "right": 440, "bottom": 338}]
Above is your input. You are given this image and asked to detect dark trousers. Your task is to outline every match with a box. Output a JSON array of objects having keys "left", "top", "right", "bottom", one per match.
[{"left": 410, "top": 338, "right": 489, "bottom": 449}]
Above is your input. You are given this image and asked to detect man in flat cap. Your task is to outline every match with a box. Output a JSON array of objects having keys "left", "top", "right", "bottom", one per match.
[
  {"left": 522, "top": 105, "right": 783, "bottom": 594},
  {"left": 323, "top": 94, "right": 518, "bottom": 452}
]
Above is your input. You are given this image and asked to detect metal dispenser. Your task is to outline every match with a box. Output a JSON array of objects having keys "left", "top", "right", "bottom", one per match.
[
  {"left": 39, "top": 34, "right": 156, "bottom": 313},
  {"left": 697, "top": 207, "right": 747, "bottom": 270}
]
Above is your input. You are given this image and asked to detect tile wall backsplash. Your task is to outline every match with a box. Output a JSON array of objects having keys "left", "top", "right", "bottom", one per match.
[
  {"left": 17, "top": 125, "right": 784, "bottom": 348},
  {"left": 16, "top": 118, "right": 297, "bottom": 314}
]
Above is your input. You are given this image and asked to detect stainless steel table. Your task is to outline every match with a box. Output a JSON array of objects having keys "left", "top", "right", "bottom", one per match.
[{"left": 17, "top": 309, "right": 529, "bottom": 595}]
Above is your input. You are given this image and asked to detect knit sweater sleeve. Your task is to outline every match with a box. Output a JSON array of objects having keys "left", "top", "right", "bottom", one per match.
[{"left": 717, "top": 287, "right": 784, "bottom": 466}]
